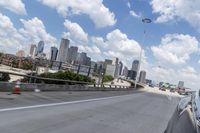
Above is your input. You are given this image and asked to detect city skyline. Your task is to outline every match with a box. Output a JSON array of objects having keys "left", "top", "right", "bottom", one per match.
[{"left": 0, "top": 0, "right": 199, "bottom": 89}]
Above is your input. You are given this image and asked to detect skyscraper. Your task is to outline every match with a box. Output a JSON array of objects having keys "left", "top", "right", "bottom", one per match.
[
  {"left": 67, "top": 46, "right": 78, "bottom": 64},
  {"left": 105, "top": 64, "right": 116, "bottom": 77},
  {"left": 112, "top": 57, "right": 119, "bottom": 78},
  {"left": 139, "top": 70, "right": 146, "bottom": 83},
  {"left": 128, "top": 70, "right": 137, "bottom": 80},
  {"left": 50, "top": 46, "right": 58, "bottom": 61},
  {"left": 178, "top": 81, "right": 184, "bottom": 88},
  {"left": 122, "top": 66, "right": 128, "bottom": 77},
  {"left": 103, "top": 59, "right": 112, "bottom": 69},
  {"left": 86, "top": 57, "right": 91, "bottom": 66},
  {"left": 132, "top": 60, "right": 139, "bottom": 72},
  {"left": 29, "top": 44, "right": 37, "bottom": 57},
  {"left": 36, "top": 41, "right": 44, "bottom": 56},
  {"left": 118, "top": 61, "right": 123, "bottom": 76},
  {"left": 76, "top": 52, "right": 88, "bottom": 65},
  {"left": 58, "top": 38, "right": 70, "bottom": 62}
]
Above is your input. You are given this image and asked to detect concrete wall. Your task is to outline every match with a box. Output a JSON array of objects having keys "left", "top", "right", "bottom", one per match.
[
  {"left": 0, "top": 82, "right": 133, "bottom": 92},
  {"left": 165, "top": 106, "right": 197, "bottom": 133}
]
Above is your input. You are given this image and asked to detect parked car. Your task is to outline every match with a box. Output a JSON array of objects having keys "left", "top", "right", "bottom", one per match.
[{"left": 170, "top": 89, "right": 175, "bottom": 93}]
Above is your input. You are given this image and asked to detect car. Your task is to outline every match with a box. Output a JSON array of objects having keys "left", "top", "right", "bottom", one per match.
[
  {"left": 149, "top": 84, "right": 155, "bottom": 88},
  {"left": 170, "top": 89, "right": 175, "bottom": 93},
  {"left": 159, "top": 87, "right": 166, "bottom": 91}
]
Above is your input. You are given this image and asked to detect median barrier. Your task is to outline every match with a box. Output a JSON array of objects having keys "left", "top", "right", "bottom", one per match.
[{"left": 0, "top": 82, "right": 133, "bottom": 92}]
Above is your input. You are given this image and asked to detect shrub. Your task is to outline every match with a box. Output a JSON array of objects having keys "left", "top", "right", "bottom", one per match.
[{"left": 0, "top": 73, "right": 10, "bottom": 81}]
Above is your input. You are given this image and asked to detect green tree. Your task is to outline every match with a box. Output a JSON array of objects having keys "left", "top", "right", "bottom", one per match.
[
  {"left": 0, "top": 73, "right": 10, "bottom": 81},
  {"left": 103, "top": 75, "right": 114, "bottom": 82}
]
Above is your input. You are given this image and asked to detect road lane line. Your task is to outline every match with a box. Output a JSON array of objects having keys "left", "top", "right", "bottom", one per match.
[{"left": 0, "top": 94, "right": 134, "bottom": 112}]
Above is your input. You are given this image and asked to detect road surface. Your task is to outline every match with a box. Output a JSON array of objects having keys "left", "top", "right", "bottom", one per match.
[{"left": 0, "top": 90, "right": 180, "bottom": 133}]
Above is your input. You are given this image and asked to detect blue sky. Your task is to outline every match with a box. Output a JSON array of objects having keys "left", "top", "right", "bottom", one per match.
[{"left": 0, "top": 0, "right": 200, "bottom": 89}]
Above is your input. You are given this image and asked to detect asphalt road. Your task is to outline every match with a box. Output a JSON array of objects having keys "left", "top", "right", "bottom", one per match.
[{"left": 0, "top": 91, "right": 179, "bottom": 133}]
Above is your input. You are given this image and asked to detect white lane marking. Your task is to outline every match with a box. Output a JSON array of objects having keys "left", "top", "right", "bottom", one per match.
[{"left": 0, "top": 94, "right": 133, "bottom": 112}]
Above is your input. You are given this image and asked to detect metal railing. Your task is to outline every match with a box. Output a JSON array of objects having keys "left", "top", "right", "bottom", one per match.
[{"left": 0, "top": 71, "right": 131, "bottom": 89}]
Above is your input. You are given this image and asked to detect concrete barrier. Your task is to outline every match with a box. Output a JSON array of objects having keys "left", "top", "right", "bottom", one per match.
[
  {"left": 0, "top": 82, "right": 133, "bottom": 92},
  {"left": 165, "top": 105, "right": 197, "bottom": 133}
]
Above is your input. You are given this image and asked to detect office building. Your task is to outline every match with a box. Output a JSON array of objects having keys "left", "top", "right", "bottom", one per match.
[
  {"left": 86, "top": 57, "right": 91, "bottom": 66},
  {"left": 118, "top": 61, "right": 123, "bottom": 76},
  {"left": 103, "top": 59, "right": 112, "bottom": 69},
  {"left": 132, "top": 60, "right": 139, "bottom": 72},
  {"left": 16, "top": 50, "right": 25, "bottom": 57},
  {"left": 122, "top": 66, "right": 128, "bottom": 77},
  {"left": 95, "top": 61, "right": 104, "bottom": 74},
  {"left": 50, "top": 46, "right": 58, "bottom": 61},
  {"left": 105, "top": 64, "right": 116, "bottom": 77},
  {"left": 139, "top": 70, "right": 146, "bottom": 83},
  {"left": 178, "top": 81, "right": 184, "bottom": 88},
  {"left": 58, "top": 38, "right": 70, "bottom": 62},
  {"left": 67, "top": 46, "right": 78, "bottom": 64},
  {"left": 112, "top": 57, "right": 119, "bottom": 65},
  {"left": 112, "top": 57, "right": 119, "bottom": 78},
  {"left": 127, "top": 70, "right": 137, "bottom": 80},
  {"left": 29, "top": 44, "right": 37, "bottom": 57},
  {"left": 36, "top": 41, "right": 44, "bottom": 56},
  {"left": 76, "top": 52, "right": 89, "bottom": 66}
]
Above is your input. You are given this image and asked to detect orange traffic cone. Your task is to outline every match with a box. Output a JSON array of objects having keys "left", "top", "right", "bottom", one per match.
[{"left": 13, "top": 81, "right": 21, "bottom": 95}]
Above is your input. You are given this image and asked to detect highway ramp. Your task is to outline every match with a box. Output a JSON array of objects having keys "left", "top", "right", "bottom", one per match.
[{"left": 0, "top": 90, "right": 179, "bottom": 133}]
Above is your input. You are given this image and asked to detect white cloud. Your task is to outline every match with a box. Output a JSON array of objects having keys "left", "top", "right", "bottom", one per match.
[
  {"left": 38, "top": 0, "right": 116, "bottom": 28},
  {"left": 0, "top": 13, "right": 56, "bottom": 55},
  {"left": 62, "top": 20, "right": 143, "bottom": 67},
  {"left": 146, "top": 65, "right": 200, "bottom": 90},
  {"left": 63, "top": 19, "right": 88, "bottom": 43},
  {"left": 91, "top": 37, "right": 108, "bottom": 48},
  {"left": 79, "top": 45, "right": 101, "bottom": 54},
  {"left": 129, "top": 10, "right": 140, "bottom": 18},
  {"left": 151, "top": 34, "right": 199, "bottom": 65},
  {"left": 127, "top": 1, "right": 131, "bottom": 9},
  {"left": 150, "top": 0, "right": 200, "bottom": 31},
  {"left": 19, "top": 17, "right": 56, "bottom": 47},
  {"left": 99, "top": 29, "right": 144, "bottom": 67},
  {"left": 0, "top": 13, "right": 24, "bottom": 52},
  {"left": 0, "top": 0, "right": 27, "bottom": 15},
  {"left": 105, "top": 29, "right": 141, "bottom": 56}
]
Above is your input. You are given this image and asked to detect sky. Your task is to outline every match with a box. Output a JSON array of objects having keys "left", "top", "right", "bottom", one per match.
[{"left": 0, "top": 0, "right": 200, "bottom": 90}]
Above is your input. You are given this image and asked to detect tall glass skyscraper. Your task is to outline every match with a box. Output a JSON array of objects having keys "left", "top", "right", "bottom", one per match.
[
  {"left": 132, "top": 60, "right": 139, "bottom": 72},
  {"left": 36, "top": 41, "right": 44, "bottom": 56},
  {"left": 58, "top": 38, "right": 70, "bottom": 62},
  {"left": 29, "top": 44, "right": 37, "bottom": 57},
  {"left": 50, "top": 46, "right": 58, "bottom": 61}
]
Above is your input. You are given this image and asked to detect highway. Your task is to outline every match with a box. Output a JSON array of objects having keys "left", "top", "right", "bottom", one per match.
[{"left": 0, "top": 89, "right": 180, "bottom": 133}]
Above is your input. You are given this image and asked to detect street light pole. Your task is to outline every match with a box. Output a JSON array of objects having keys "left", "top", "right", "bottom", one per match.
[{"left": 134, "top": 18, "right": 152, "bottom": 89}]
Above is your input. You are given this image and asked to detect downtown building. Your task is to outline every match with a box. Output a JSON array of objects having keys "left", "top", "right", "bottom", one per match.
[
  {"left": 139, "top": 70, "right": 146, "bottom": 83},
  {"left": 127, "top": 59, "right": 140, "bottom": 80},
  {"left": 67, "top": 46, "right": 78, "bottom": 64},
  {"left": 50, "top": 46, "right": 58, "bottom": 61},
  {"left": 105, "top": 57, "right": 121, "bottom": 78},
  {"left": 29, "top": 44, "right": 37, "bottom": 58},
  {"left": 16, "top": 50, "right": 25, "bottom": 57},
  {"left": 36, "top": 41, "right": 44, "bottom": 56},
  {"left": 58, "top": 38, "right": 70, "bottom": 63},
  {"left": 118, "top": 61, "right": 123, "bottom": 76},
  {"left": 122, "top": 66, "right": 128, "bottom": 77},
  {"left": 76, "top": 52, "right": 91, "bottom": 66},
  {"left": 132, "top": 60, "right": 139, "bottom": 72},
  {"left": 112, "top": 57, "right": 119, "bottom": 78}
]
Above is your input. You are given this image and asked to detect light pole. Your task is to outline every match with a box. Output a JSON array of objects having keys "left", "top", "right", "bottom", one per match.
[{"left": 134, "top": 18, "right": 152, "bottom": 89}]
